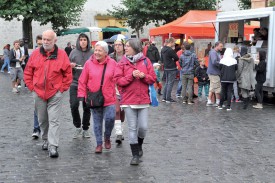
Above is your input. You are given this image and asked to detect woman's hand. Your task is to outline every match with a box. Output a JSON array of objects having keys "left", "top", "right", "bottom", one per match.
[
  {"left": 133, "top": 70, "right": 140, "bottom": 78},
  {"left": 138, "top": 72, "right": 145, "bottom": 79}
]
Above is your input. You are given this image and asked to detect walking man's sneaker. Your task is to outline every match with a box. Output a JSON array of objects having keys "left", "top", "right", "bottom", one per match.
[
  {"left": 82, "top": 130, "right": 90, "bottom": 138},
  {"left": 188, "top": 101, "right": 194, "bottom": 105},
  {"left": 32, "top": 129, "right": 40, "bottom": 139},
  {"left": 42, "top": 140, "right": 48, "bottom": 150},
  {"left": 49, "top": 146, "right": 59, "bottom": 158},
  {"left": 73, "top": 128, "right": 82, "bottom": 139},
  {"left": 253, "top": 103, "right": 263, "bottom": 109}
]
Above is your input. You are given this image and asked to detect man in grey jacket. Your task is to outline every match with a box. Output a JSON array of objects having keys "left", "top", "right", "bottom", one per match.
[{"left": 69, "top": 33, "right": 93, "bottom": 138}]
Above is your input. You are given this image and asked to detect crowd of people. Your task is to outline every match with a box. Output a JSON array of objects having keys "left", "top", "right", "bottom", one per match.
[{"left": 0, "top": 30, "right": 267, "bottom": 165}]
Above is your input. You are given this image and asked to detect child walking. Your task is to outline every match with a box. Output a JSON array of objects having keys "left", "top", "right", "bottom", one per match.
[
  {"left": 153, "top": 63, "right": 162, "bottom": 95},
  {"left": 195, "top": 59, "right": 209, "bottom": 101}
]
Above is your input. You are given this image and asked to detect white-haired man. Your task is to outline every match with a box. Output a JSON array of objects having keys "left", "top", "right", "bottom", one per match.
[{"left": 24, "top": 30, "right": 72, "bottom": 158}]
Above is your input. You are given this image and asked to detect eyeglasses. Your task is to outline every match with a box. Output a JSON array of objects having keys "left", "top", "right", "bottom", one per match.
[{"left": 114, "top": 44, "right": 123, "bottom": 47}]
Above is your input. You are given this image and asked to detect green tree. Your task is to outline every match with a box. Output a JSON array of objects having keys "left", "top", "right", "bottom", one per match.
[
  {"left": 269, "top": 0, "right": 275, "bottom": 6},
  {"left": 0, "top": 0, "right": 87, "bottom": 48},
  {"left": 238, "top": 0, "right": 251, "bottom": 10},
  {"left": 108, "top": 0, "right": 219, "bottom": 38}
]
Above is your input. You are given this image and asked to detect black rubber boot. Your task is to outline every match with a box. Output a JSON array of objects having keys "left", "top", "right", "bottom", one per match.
[
  {"left": 243, "top": 98, "right": 248, "bottom": 109},
  {"left": 138, "top": 137, "right": 144, "bottom": 157},
  {"left": 130, "top": 144, "right": 140, "bottom": 165}
]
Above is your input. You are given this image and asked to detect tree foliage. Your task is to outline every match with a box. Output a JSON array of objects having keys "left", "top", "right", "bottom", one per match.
[
  {"left": 0, "top": 0, "right": 86, "bottom": 47},
  {"left": 269, "top": 0, "right": 275, "bottom": 7},
  {"left": 108, "top": 0, "right": 219, "bottom": 37},
  {"left": 238, "top": 0, "right": 251, "bottom": 10}
]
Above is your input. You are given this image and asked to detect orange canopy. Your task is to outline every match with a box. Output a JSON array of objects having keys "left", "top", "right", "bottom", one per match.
[{"left": 149, "top": 10, "right": 256, "bottom": 38}]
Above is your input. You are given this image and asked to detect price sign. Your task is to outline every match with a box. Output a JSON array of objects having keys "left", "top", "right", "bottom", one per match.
[{"left": 228, "top": 23, "right": 238, "bottom": 37}]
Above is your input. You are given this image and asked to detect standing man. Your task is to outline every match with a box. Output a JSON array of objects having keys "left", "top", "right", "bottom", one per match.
[
  {"left": 146, "top": 41, "right": 160, "bottom": 64},
  {"left": 24, "top": 30, "right": 72, "bottom": 158},
  {"left": 161, "top": 37, "right": 179, "bottom": 103},
  {"left": 65, "top": 42, "right": 72, "bottom": 56},
  {"left": 206, "top": 41, "right": 223, "bottom": 106},
  {"left": 69, "top": 33, "right": 93, "bottom": 138},
  {"left": 9, "top": 40, "right": 24, "bottom": 93}
]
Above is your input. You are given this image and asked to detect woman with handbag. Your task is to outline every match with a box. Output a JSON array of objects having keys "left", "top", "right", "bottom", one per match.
[
  {"left": 114, "top": 39, "right": 156, "bottom": 165},
  {"left": 78, "top": 41, "right": 117, "bottom": 153}
]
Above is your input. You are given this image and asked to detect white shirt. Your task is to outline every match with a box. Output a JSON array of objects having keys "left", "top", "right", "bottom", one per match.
[{"left": 15, "top": 49, "right": 21, "bottom": 68}]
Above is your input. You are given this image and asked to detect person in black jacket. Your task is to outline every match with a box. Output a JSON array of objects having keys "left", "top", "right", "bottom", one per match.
[
  {"left": 195, "top": 59, "right": 209, "bottom": 101},
  {"left": 160, "top": 37, "right": 179, "bottom": 103},
  {"left": 217, "top": 48, "right": 238, "bottom": 111},
  {"left": 253, "top": 50, "right": 267, "bottom": 109},
  {"left": 146, "top": 41, "right": 160, "bottom": 64}
]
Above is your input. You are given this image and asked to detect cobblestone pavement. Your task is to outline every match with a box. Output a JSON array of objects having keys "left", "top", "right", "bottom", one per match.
[{"left": 1, "top": 72, "right": 275, "bottom": 183}]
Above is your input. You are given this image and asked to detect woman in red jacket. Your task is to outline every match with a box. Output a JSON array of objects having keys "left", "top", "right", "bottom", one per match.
[
  {"left": 114, "top": 39, "right": 156, "bottom": 165},
  {"left": 78, "top": 41, "right": 117, "bottom": 153}
]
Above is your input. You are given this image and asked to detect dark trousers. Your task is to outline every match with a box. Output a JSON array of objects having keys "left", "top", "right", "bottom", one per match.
[
  {"left": 69, "top": 85, "right": 91, "bottom": 130},
  {"left": 255, "top": 83, "right": 264, "bottom": 104},
  {"left": 220, "top": 82, "right": 233, "bottom": 108},
  {"left": 163, "top": 70, "right": 177, "bottom": 101}
]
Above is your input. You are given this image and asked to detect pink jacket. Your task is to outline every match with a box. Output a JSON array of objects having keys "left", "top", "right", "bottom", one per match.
[
  {"left": 78, "top": 55, "right": 117, "bottom": 107},
  {"left": 114, "top": 55, "right": 156, "bottom": 105}
]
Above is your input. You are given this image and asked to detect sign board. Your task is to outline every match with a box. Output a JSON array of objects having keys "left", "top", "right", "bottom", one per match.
[{"left": 228, "top": 23, "right": 239, "bottom": 37}]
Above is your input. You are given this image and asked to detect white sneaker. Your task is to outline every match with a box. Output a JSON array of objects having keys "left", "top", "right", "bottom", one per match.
[
  {"left": 73, "top": 128, "right": 82, "bottom": 139},
  {"left": 12, "top": 88, "right": 19, "bottom": 93},
  {"left": 82, "top": 130, "right": 91, "bottom": 138},
  {"left": 253, "top": 103, "right": 263, "bottom": 109}
]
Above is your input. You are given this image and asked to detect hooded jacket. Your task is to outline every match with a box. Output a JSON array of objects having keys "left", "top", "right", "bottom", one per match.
[
  {"left": 24, "top": 45, "right": 72, "bottom": 100},
  {"left": 160, "top": 46, "right": 179, "bottom": 70},
  {"left": 69, "top": 33, "right": 93, "bottom": 86},
  {"left": 219, "top": 48, "right": 238, "bottom": 83},
  {"left": 114, "top": 55, "right": 156, "bottom": 105},
  {"left": 237, "top": 53, "right": 256, "bottom": 90},
  {"left": 146, "top": 44, "right": 160, "bottom": 63},
  {"left": 77, "top": 55, "right": 117, "bottom": 107},
  {"left": 180, "top": 50, "right": 199, "bottom": 75}
]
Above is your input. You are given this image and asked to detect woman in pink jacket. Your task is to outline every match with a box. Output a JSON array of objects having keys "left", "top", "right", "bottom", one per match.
[
  {"left": 78, "top": 41, "right": 117, "bottom": 153},
  {"left": 114, "top": 39, "right": 156, "bottom": 165}
]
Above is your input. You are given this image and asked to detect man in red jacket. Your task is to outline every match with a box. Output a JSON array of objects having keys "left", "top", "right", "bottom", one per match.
[{"left": 24, "top": 30, "right": 72, "bottom": 158}]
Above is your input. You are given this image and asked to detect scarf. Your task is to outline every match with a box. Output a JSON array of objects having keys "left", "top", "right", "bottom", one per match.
[{"left": 126, "top": 52, "right": 143, "bottom": 63}]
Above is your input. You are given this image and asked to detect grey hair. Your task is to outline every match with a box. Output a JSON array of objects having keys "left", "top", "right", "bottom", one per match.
[
  {"left": 95, "top": 41, "right": 109, "bottom": 53},
  {"left": 126, "top": 38, "right": 142, "bottom": 54},
  {"left": 42, "top": 30, "right": 57, "bottom": 40}
]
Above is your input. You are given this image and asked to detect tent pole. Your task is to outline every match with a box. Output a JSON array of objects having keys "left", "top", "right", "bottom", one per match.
[{"left": 212, "top": 22, "right": 219, "bottom": 38}]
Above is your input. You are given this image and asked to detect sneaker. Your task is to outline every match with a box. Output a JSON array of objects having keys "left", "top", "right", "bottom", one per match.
[
  {"left": 32, "top": 129, "right": 40, "bottom": 139},
  {"left": 17, "top": 85, "right": 22, "bottom": 89},
  {"left": 235, "top": 99, "right": 243, "bottom": 103},
  {"left": 73, "top": 128, "right": 82, "bottom": 139},
  {"left": 82, "top": 130, "right": 90, "bottom": 138},
  {"left": 206, "top": 102, "right": 213, "bottom": 106},
  {"left": 162, "top": 99, "right": 166, "bottom": 102},
  {"left": 188, "top": 101, "right": 194, "bottom": 105},
  {"left": 49, "top": 146, "right": 59, "bottom": 158},
  {"left": 182, "top": 100, "right": 187, "bottom": 104},
  {"left": 213, "top": 103, "right": 219, "bottom": 107},
  {"left": 115, "top": 135, "right": 123, "bottom": 144},
  {"left": 42, "top": 140, "right": 48, "bottom": 150},
  {"left": 7, "top": 71, "right": 10, "bottom": 74},
  {"left": 222, "top": 104, "right": 226, "bottom": 108},
  {"left": 12, "top": 88, "right": 19, "bottom": 93},
  {"left": 176, "top": 95, "right": 182, "bottom": 98},
  {"left": 0, "top": 70, "right": 4, "bottom": 73},
  {"left": 166, "top": 99, "right": 176, "bottom": 103},
  {"left": 226, "top": 107, "right": 232, "bottom": 111},
  {"left": 253, "top": 103, "right": 263, "bottom": 109},
  {"left": 217, "top": 106, "right": 223, "bottom": 110}
]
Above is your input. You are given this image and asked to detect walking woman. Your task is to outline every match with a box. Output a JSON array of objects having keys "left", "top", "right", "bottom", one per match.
[
  {"left": 114, "top": 39, "right": 156, "bottom": 165},
  {"left": 78, "top": 41, "right": 117, "bottom": 153},
  {"left": 1, "top": 44, "right": 11, "bottom": 73},
  {"left": 253, "top": 50, "right": 267, "bottom": 109},
  {"left": 237, "top": 46, "right": 256, "bottom": 109}
]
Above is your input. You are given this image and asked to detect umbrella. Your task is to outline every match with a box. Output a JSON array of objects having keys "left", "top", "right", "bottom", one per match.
[
  {"left": 57, "top": 27, "right": 102, "bottom": 36},
  {"left": 109, "top": 34, "right": 129, "bottom": 41},
  {"left": 175, "top": 39, "right": 193, "bottom": 44}
]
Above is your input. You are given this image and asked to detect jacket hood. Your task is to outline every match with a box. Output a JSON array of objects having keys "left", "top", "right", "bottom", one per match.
[
  {"left": 220, "top": 48, "right": 237, "bottom": 66},
  {"left": 183, "top": 50, "right": 192, "bottom": 56},
  {"left": 76, "top": 33, "right": 91, "bottom": 52},
  {"left": 240, "top": 46, "right": 248, "bottom": 57},
  {"left": 240, "top": 53, "right": 253, "bottom": 62},
  {"left": 161, "top": 46, "right": 170, "bottom": 53}
]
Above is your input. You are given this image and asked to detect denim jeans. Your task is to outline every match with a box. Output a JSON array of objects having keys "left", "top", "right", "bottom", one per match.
[
  {"left": 33, "top": 110, "right": 40, "bottom": 132},
  {"left": 69, "top": 85, "right": 91, "bottom": 130},
  {"left": 231, "top": 81, "right": 239, "bottom": 100},
  {"left": 163, "top": 70, "right": 177, "bottom": 101},
  {"left": 198, "top": 83, "right": 209, "bottom": 98},
  {"left": 176, "top": 70, "right": 183, "bottom": 96},
  {"left": 91, "top": 105, "right": 115, "bottom": 146},
  {"left": 182, "top": 74, "right": 194, "bottom": 101},
  {"left": 1, "top": 58, "right": 10, "bottom": 72},
  {"left": 124, "top": 107, "right": 148, "bottom": 144}
]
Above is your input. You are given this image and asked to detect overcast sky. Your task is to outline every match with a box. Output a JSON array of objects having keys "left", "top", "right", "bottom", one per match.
[{"left": 220, "top": 0, "right": 239, "bottom": 11}]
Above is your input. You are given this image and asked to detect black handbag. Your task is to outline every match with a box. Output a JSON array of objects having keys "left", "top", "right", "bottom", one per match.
[{"left": 86, "top": 64, "right": 107, "bottom": 108}]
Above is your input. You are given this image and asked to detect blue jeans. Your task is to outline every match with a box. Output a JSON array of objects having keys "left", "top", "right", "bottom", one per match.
[
  {"left": 198, "top": 83, "right": 209, "bottom": 98},
  {"left": 91, "top": 105, "right": 115, "bottom": 146},
  {"left": 33, "top": 110, "right": 40, "bottom": 132},
  {"left": 163, "top": 70, "right": 177, "bottom": 101},
  {"left": 231, "top": 81, "right": 239, "bottom": 100},
  {"left": 1, "top": 58, "right": 10, "bottom": 72},
  {"left": 176, "top": 70, "right": 183, "bottom": 96}
]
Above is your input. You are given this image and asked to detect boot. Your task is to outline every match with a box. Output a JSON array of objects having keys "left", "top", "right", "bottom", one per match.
[
  {"left": 130, "top": 144, "right": 140, "bottom": 165},
  {"left": 138, "top": 137, "right": 144, "bottom": 157},
  {"left": 114, "top": 120, "right": 123, "bottom": 144},
  {"left": 158, "top": 89, "right": 162, "bottom": 95},
  {"left": 243, "top": 98, "right": 249, "bottom": 109}
]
